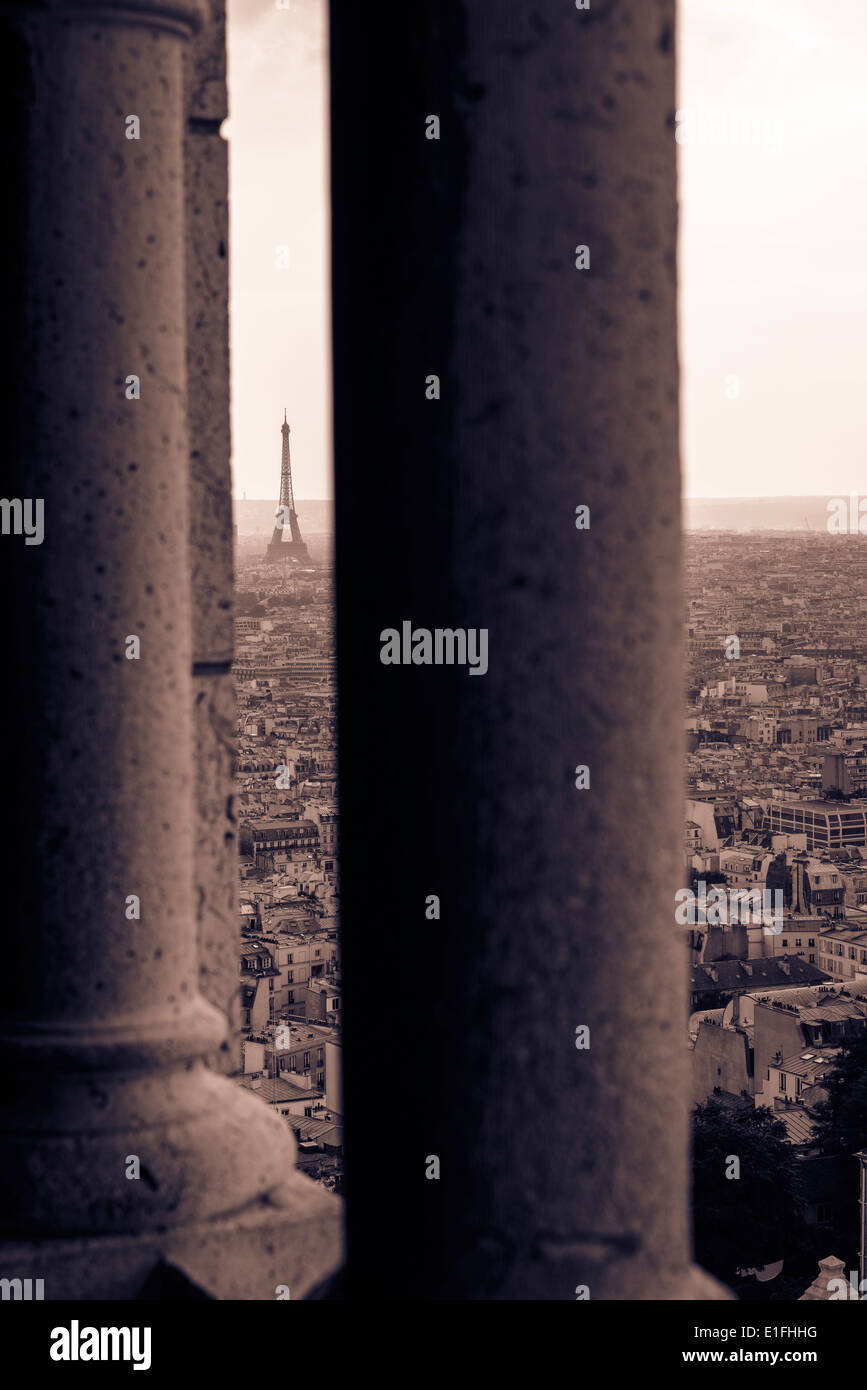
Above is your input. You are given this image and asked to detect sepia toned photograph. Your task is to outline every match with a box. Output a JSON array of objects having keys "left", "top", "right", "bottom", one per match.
[{"left": 0, "top": 0, "right": 864, "bottom": 1367}]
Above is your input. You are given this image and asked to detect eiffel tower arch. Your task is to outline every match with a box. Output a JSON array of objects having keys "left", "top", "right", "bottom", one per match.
[{"left": 266, "top": 411, "right": 312, "bottom": 564}]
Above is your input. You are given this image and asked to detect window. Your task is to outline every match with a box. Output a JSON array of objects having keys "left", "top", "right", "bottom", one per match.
[
  {"left": 303, "top": 1051, "right": 311, "bottom": 1068},
  {"left": 288, "top": 991, "right": 294, "bottom": 1003},
  {"left": 779, "top": 1074, "right": 786, "bottom": 1092}
]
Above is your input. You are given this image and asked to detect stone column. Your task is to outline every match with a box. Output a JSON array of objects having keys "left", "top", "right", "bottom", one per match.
[
  {"left": 331, "top": 1, "right": 729, "bottom": 1298},
  {"left": 0, "top": 0, "right": 341, "bottom": 1298},
  {"left": 184, "top": 0, "right": 239, "bottom": 1074}
]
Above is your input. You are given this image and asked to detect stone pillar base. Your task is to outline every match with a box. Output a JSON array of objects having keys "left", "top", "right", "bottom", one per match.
[
  {"left": 447, "top": 1246, "right": 733, "bottom": 1302},
  {"left": 0, "top": 1176, "right": 342, "bottom": 1301}
]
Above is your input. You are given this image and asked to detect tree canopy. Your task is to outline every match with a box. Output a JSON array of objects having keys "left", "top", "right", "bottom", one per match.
[
  {"left": 692, "top": 1099, "right": 809, "bottom": 1285},
  {"left": 812, "top": 1034, "right": 867, "bottom": 1157}
]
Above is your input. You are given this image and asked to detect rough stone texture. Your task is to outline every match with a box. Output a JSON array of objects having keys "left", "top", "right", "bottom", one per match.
[
  {"left": 164, "top": 1176, "right": 343, "bottom": 1301},
  {"left": 1, "top": 1063, "right": 297, "bottom": 1236},
  {"left": 185, "top": 0, "right": 233, "bottom": 668},
  {"left": 3, "top": 6, "right": 200, "bottom": 1049},
  {"left": 332, "top": 0, "right": 730, "bottom": 1298},
  {"left": 183, "top": 0, "right": 237, "bottom": 1069},
  {"left": 194, "top": 671, "right": 240, "bottom": 1070},
  {"left": 0, "top": 0, "right": 341, "bottom": 1296},
  {"left": 0, "top": 1175, "right": 342, "bottom": 1300}
]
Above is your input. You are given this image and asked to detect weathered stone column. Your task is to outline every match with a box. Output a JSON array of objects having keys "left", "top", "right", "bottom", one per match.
[
  {"left": 0, "top": 0, "right": 341, "bottom": 1299},
  {"left": 331, "top": 1, "right": 729, "bottom": 1298},
  {"left": 184, "top": 0, "right": 240, "bottom": 1074}
]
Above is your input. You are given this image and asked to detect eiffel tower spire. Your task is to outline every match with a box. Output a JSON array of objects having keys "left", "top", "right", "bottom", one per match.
[{"left": 266, "top": 410, "right": 311, "bottom": 563}]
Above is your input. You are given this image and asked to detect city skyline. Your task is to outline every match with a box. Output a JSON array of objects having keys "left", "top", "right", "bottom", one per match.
[
  {"left": 227, "top": 0, "right": 331, "bottom": 503},
  {"left": 228, "top": 0, "right": 867, "bottom": 502}
]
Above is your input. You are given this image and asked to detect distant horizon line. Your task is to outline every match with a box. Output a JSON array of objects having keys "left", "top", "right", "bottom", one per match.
[{"left": 232, "top": 494, "right": 844, "bottom": 504}]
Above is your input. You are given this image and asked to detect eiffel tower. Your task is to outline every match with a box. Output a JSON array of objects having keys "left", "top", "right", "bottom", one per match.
[{"left": 266, "top": 411, "right": 311, "bottom": 564}]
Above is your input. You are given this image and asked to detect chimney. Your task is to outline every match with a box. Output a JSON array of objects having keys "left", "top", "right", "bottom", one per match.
[
  {"left": 792, "top": 852, "right": 809, "bottom": 914},
  {"left": 746, "top": 925, "right": 764, "bottom": 961}
]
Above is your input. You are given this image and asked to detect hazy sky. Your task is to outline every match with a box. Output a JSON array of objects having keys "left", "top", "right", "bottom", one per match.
[
  {"left": 226, "top": 1, "right": 867, "bottom": 501},
  {"left": 680, "top": 0, "right": 867, "bottom": 498},
  {"left": 227, "top": 0, "right": 331, "bottom": 501}
]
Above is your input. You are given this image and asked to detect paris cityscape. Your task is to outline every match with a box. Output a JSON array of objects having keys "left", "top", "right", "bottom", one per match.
[
  {"left": 230, "top": 410, "right": 867, "bottom": 1303},
  {"left": 232, "top": 419, "right": 341, "bottom": 1195},
  {"left": 684, "top": 519, "right": 867, "bottom": 1301}
]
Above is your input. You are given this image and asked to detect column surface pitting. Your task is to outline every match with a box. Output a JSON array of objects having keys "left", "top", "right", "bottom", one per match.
[
  {"left": 0, "top": 0, "right": 341, "bottom": 1298},
  {"left": 331, "top": 0, "right": 730, "bottom": 1299}
]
